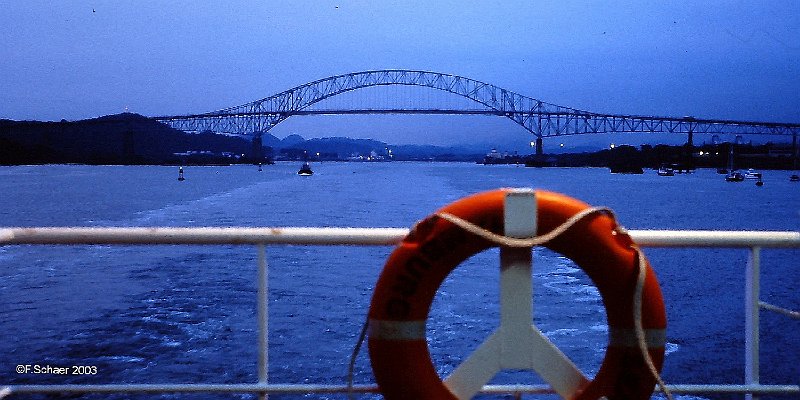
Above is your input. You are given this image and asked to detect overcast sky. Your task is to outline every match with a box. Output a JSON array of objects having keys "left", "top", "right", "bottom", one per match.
[{"left": 2, "top": 1, "right": 798, "bottom": 148}]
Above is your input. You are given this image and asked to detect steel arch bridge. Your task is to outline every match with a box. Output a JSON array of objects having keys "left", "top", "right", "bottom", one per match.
[{"left": 154, "top": 69, "right": 800, "bottom": 153}]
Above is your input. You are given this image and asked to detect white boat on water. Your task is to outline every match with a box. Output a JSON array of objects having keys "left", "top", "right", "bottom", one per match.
[
  {"left": 657, "top": 165, "right": 675, "bottom": 176},
  {"left": 725, "top": 171, "right": 745, "bottom": 182},
  {"left": 297, "top": 161, "right": 313, "bottom": 176},
  {"left": 743, "top": 168, "right": 762, "bottom": 180}
]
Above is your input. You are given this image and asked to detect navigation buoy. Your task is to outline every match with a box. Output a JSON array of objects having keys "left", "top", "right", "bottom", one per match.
[
  {"left": 178, "top": 166, "right": 185, "bottom": 181},
  {"left": 258, "top": 163, "right": 263, "bottom": 172}
]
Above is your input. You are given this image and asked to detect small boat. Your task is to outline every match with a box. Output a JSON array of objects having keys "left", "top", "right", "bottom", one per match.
[
  {"left": 657, "top": 165, "right": 675, "bottom": 176},
  {"left": 298, "top": 161, "right": 313, "bottom": 176},
  {"left": 743, "top": 169, "right": 762, "bottom": 180},
  {"left": 790, "top": 174, "right": 800, "bottom": 182},
  {"left": 725, "top": 171, "right": 744, "bottom": 182}
]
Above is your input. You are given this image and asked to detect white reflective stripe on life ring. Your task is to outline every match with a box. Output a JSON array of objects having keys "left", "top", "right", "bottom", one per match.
[
  {"left": 368, "top": 319, "right": 426, "bottom": 341},
  {"left": 608, "top": 328, "right": 666, "bottom": 348}
]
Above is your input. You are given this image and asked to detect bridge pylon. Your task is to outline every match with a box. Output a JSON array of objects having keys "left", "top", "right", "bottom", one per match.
[
  {"left": 251, "top": 131, "right": 264, "bottom": 162},
  {"left": 684, "top": 123, "right": 695, "bottom": 169}
]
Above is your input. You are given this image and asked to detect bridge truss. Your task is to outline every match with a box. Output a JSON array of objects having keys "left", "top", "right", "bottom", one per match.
[{"left": 154, "top": 70, "right": 800, "bottom": 153}]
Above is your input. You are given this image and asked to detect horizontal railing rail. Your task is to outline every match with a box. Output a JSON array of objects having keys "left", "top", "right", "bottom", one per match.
[
  {"left": 2, "top": 227, "right": 799, "bottom": 399},
  {"left": 2, "top": 227, "right": 799, "bottom": 247},
  {"left": 3, "top": 383, "right": 800, "bottom": 396}
]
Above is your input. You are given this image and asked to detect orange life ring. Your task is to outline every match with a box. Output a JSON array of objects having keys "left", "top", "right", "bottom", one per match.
[{"left": 368, "top": 189, "right": 666, "bottom": 400}]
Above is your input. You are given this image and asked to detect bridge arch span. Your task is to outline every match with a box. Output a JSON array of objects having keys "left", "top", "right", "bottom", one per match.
[
  {"left": 214, "top": 69, "right": 572, "bottom": 136},
  {"left": 155, "top": 69, "right": 800, "bottom": 150}
]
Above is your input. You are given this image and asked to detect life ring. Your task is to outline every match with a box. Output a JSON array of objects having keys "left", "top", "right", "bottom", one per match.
[{"left": 368, "top": 189, "right": 666, "bottom": 400}]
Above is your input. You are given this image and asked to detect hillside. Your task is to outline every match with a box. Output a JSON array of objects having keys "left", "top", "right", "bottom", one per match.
[
  {"left": 3, "top": 114, "right": 796, "bottom": 169},
  {"left": 268, "top": 135, "right": 483, "bottom": 161},
  {"left": 1, "top": 114, "right": 489, "bottom": 164},
  {"left": 0, "top": 113, "right": 259, "bottom": 165}
]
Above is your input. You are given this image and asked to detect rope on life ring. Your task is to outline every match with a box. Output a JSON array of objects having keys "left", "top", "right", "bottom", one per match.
[{"left": 366, "top": 189, "right": 669, "bottom": 400}]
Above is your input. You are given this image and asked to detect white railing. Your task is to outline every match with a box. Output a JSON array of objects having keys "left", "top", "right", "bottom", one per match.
[{"left": 1, "top": 226, "right": 799, "bottom": 399}]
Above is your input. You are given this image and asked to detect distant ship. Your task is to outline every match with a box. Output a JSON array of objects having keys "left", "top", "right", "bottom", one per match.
[
  {"left": 725, "top": 171, "right": 744, "bottom": 182},
  {"left": 657, "top": 165, "right": 675, "bottom": 176},
  {"left": 347, "top": 150, "right": 391, "bottom": 162},
  {"left": 743, "top": 168, "right": 762, "bottom": 180},
  {"left": 482, "top": 148, "right": 524, "bottom": 165},
  {"left": 298, "top": 161, "right": 313, "bottom": 176}
]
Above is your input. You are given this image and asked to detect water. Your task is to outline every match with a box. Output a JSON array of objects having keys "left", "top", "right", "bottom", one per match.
[{"left": 1, "top": 163, "right": 798, "bottom": 399}]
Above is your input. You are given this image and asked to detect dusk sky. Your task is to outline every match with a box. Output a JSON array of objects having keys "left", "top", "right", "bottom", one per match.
[{"left": 2, "top": 1, "right": 798, "bottom": 148}]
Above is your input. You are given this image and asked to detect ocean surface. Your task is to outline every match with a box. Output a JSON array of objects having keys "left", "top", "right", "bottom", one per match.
[{"left": 1, "top": 162, "right": 798, "bottom": 399}]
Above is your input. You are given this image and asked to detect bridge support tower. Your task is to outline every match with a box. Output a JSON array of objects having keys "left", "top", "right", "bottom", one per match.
[
  {"left": 684, "top": 126, "right": 695, "bottom": 169},
  {"left": 251, "top": 132, "right": 264, "bottom": 162},
  {"left": 535, "top": 137, "right": 543, "bottom": 156}
]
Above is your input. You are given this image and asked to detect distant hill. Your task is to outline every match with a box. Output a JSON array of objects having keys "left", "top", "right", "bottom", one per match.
[
  {"left": 276, "top": 136, "right": 387, "bottom": 160},
  {"left": 270, "top": 135, "right": 484, "bottom": 161},
  {"left": 280, "top": 134, "right": 306, "bottom": 147},
  {"left": 0, "top": 113, "right": 259, "bottom": 165},
  {"left": 3, "top": 113, "right": 794, "bottom": 168},
  {"left": 0, "top": 113, "right": 494, "bottom": 164},
  {"left": 390, "top": 144, "right": 485, "bottom": 161}
]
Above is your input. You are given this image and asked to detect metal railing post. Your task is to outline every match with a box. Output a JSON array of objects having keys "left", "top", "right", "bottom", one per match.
[
  {"left": 442, "top": 189, "right": 540, "bottom": 399},
  {"left": 745, "top": 246, "right": 761, "bottom": 400},
  {"left": 499, "top": 189, "right": 536, "bottom": 364},
  {"left": 257, "top": 244, "right": 269, "bottom": 400}
]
